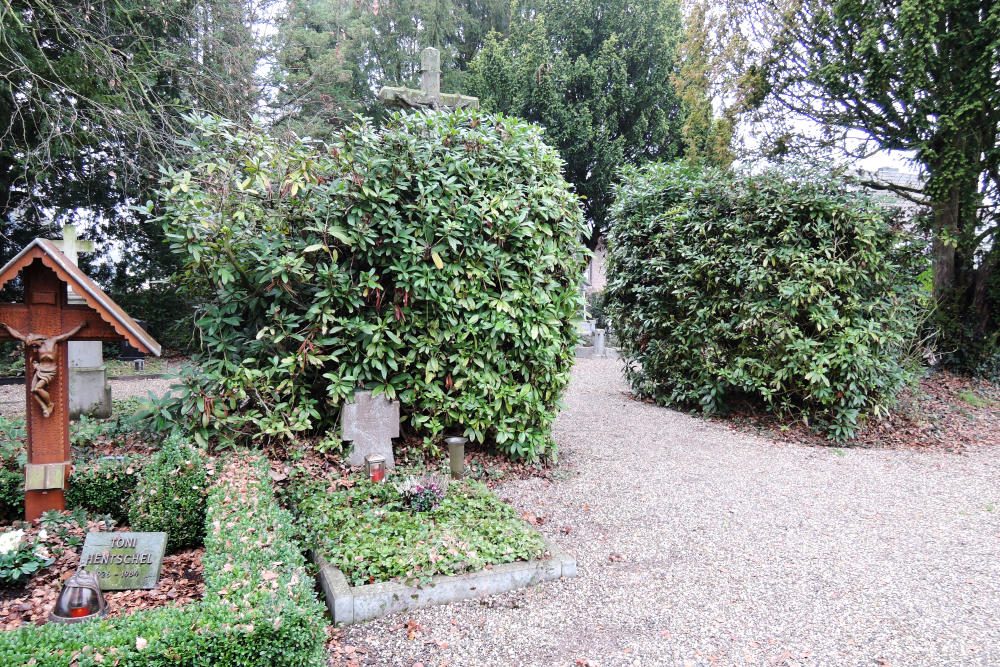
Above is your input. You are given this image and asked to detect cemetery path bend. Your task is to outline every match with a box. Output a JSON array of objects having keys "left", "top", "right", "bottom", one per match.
[{"left": 336, "top": 358, "right": 1000, "bottom": 667}]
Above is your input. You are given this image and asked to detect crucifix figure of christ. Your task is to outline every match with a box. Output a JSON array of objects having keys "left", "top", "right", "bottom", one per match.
[
  {"left": 1, "top": 322, "right": 86, "bottom": 417},
  {"left": 377, "top": 47, "right": 480, "bottom": 111},
  {"left": 0, "top": 238, "right": 159, "bottom": 520}
]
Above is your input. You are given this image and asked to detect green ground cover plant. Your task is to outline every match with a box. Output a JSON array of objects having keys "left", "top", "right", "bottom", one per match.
[
  {"left": 153, "top": 110, "right": 587, "bottom": 460},
  {"left": 298, "top": 476, "right": 546, "bottom": 586},
  {"left": 606, "top": 162, "right": 928, "bottom": 439},
  {"left": 0, "top": 454, "right": 326, "bottom": 666}
]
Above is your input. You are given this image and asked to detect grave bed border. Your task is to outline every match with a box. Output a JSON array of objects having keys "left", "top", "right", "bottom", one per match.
[{"left": 313, "top": 534, "right": 577, "bottom": 626}]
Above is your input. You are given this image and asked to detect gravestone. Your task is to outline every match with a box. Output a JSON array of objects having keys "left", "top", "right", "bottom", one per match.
[
  {"left": 51, "top": 224, "right": 111, "bottom": 419},
  {"left": 79, "top": 531, "right": 167, "bottom": 590},
  {"left": 378, "top": 47, "right": 480, "bottom": 111},
  {"left": 341, "top": 390, "right": 399, "bottom": 469},
  {"left": 0, "top": 238, "right": 160, "bottom": 520}
]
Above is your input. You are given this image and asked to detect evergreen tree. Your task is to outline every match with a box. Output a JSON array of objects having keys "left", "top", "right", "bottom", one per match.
[
  {"left": 272, "top": 0, "right": 509, "bottom": 139},
  {"left": 469, "top": 0, "right": 688, "bottom": 249},
  {"left": 0, "top": 0, "right": 268, "bottom": 289},
  {"left": 741, "top": 0, "right": 1000, "bottom": 372}
]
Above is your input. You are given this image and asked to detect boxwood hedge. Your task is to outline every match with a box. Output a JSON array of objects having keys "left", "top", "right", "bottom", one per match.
[
  {"left": 606, "top": 162, "right": 927, "bottom": 438},
  {"left": 152, "top": 110, "right": 587, "bottom": 460},
  {"left": 0, "top": 454, "right": 326, "bottom": 666}
]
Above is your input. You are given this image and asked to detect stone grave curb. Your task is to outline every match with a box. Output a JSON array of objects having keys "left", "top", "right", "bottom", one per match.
[{"left": 313, "top": 534, "right": 577, "bottom": 626}]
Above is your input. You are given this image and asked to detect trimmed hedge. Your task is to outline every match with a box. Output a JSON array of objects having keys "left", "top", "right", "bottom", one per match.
[
  {"left": 65, "top": 456, "right": 143, "bottom": 525},
  {"left": 606, "top": 163, "right": 927, "bottom": 438},
  {"left": 0, "top": 454, "right": 326, "bottom": 666},
  {"left": 129, "top": 439, "right": 209, "bottom": 552},
  {"left": 153, "top": 110, "right": 587, "bottom": 460}
]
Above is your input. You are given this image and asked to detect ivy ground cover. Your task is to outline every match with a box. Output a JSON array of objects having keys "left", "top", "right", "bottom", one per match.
[{"left": 296, "top": 475, "right": 547, "bottom": 586}]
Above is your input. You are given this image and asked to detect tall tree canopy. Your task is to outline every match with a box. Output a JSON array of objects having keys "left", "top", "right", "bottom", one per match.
[
  {"left": 0, "top": 0, "right": 267, "bottom": 289},
  {"left": 271, "top": 0, "right": 510, "bottom": 139},
  {"left": 741, "top": 0, "right": 1000, "bottom": 370},
  {"left": 468, "top": 0, "right": 688, "bottom": 249}
]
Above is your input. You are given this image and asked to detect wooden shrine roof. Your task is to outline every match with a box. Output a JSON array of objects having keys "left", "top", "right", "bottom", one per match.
[{"left": 0, "top": 238, "right": 161, "bottom": 356}]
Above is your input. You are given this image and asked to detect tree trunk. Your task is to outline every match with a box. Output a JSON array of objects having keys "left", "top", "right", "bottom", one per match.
[{"left": 931, "top": 192, "right": 960, "bottom": 299}]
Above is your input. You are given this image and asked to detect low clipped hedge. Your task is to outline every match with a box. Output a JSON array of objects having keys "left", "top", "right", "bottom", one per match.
[
  {"left": 0, "top": 454, "right": 326, "bottom": 666},
  {"left": 66, "top": 456, "right": 144, "bottom": 525},
  {"left": 153, "top": 110, "right": 587, "bottom": 460},
  {"left": 129, "top": 440, "right": 209, "bottom": 552},
  {"left": 606, "top": 163, "right": 927, "bottom": 438}
]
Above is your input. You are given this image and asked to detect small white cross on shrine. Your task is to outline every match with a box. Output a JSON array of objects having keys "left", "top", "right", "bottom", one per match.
[{"left": 378, "top": 47, "right": 480, "bottom": 111}]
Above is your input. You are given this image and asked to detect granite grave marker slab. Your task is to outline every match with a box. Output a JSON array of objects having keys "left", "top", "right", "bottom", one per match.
[
  {"left": 79, "top": 531, "right": 167, "bottom": 590},
  {"left": 342, "top": 390, "right": 399, "bottom": 469}
]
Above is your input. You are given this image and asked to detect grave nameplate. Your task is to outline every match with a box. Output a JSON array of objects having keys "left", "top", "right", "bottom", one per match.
[{"left": 79, "top": 531, "right": 168, "bottom": 590}]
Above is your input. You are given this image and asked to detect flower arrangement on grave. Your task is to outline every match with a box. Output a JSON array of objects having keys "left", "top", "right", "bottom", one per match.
[
  {"left": 394, "top": 474, "right": 449, "bottom": 512},
  {"left": 0, "top": 527, "right": 55, "bottom": 585}
]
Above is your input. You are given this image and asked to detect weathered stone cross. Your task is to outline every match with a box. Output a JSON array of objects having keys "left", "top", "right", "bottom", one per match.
[
  {"left": 341, "top": 390, "right": 400, "bottom": 469},
  {"left": 51, "top": 224, "right": 96, "bottom": 267},
  {"left": 378, "top": 47, "right": 480, "bottom": 111}
]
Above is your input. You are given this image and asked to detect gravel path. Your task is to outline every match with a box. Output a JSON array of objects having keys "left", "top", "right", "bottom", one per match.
[
  {"left": 0, "top": 373, "right": 178, "bottom": 417},
  {"left": 338, "top": 357, "right": 1000, "bottom": 667}
]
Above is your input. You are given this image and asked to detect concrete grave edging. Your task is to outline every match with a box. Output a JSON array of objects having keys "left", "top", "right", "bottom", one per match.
[{"left": 313, "top": 535, "right": 577, "bottom": 626}]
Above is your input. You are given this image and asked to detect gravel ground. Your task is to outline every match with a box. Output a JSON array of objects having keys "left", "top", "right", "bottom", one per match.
[
  {"left": 337, "top": 357, "right": 1000, "bottom": 667},
  {"left": 0, "top": 371, "right": 179, "bottom": 417}
]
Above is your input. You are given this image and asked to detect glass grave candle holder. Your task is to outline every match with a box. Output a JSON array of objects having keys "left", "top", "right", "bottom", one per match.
[
  {"left": 365, "top": 454, "right": 386, "bottom": 482},
  {"left": 49, "top": 570, "right": 108, "bottom": 624}
]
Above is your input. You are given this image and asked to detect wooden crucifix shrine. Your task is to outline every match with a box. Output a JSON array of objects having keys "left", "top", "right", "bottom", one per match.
[
  {"left": 378, "top": 47, "right": 480, "bottom": 111},
  {"left": 0, "top": 239, "right": 160, "bottom": 521}
]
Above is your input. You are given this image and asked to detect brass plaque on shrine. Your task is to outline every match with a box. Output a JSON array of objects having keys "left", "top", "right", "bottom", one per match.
[
  {"left": 79, "top": 532, "right": 168, "bottom": 590},
  {"left": 23, "top": 462, "right": 68, "bottom": 491}
]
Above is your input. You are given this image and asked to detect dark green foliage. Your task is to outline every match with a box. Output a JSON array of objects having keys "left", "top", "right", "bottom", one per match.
[
  {"left": 0, "top": 417, "right": 25, "bottom": 522},
  {"left": 272, "top": 0, "right": 510, "bottom": 138},
  {"left": 742, "top": 0, "right": 1000, "bottom": 372},
  {"left": 107, "top": 287, "right": 195, "bottom": 351},
  {"left": 66, "top": 458, "right": 143, "bottom": 526},
  {"left": 0, "top": 454, "right": 326, "bottom": 666},
  {"left": 299, "top": 477, "right": 546, "bottom": 585},
  {"left": 469, "top": 0, "right": 686, "bottom": 249},
  {"left": 0, "top": 469, "right": 20, "bottom": 524},
  {"left": 154, "top": 111, "right": 586, "bottom": 460},
  {"left": 128, "top": 439, "right": 209, "bottom": 552},
  {"left": 606, "top": 163, "right": 928, "bottom": 438},
  {"left": 0, "top": 1, "right": 265, "bottom": 291}
]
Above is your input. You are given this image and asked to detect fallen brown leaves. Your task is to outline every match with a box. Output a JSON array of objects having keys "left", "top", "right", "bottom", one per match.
[
  {"left": 709, "top": 370, "right": 1000, "bottom": 452},
  {"left": 0, "top": 519, "right": 204, "bottom": 631}
]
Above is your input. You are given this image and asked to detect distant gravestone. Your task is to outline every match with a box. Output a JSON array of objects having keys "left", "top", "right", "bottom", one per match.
[
  {"left": 342, "top": 390, "right": 399, "bottom": 469},
  {"left": 79, "top": 531, "right": 167, "bottom": 590}
]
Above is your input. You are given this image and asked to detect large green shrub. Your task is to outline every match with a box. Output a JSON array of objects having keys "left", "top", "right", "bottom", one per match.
[
  {"left": 128, "top": 439, "right": 208, "bottom": 551},
  {"left": 606, "top": 163, "right": 927, "bottom": 438},
  {"left": 0, "top": 455, "right": 326, "bottom": 666},
  {"left": 153, "top": 111, "right": 587, "bottom": 460}
]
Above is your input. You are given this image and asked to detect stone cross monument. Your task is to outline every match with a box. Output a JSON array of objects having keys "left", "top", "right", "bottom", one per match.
[
  {"left": 51, "top": 224, "right": 111, "bottom": 419},
  {"left": 0, "top": 238, "right": 160, "bottom": 520},
  {"left": 341, "top": 390, "right": 400, "bottom": 469},
  {"left": 378, "top": 47, "right": 480, "bottom": 111}
]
